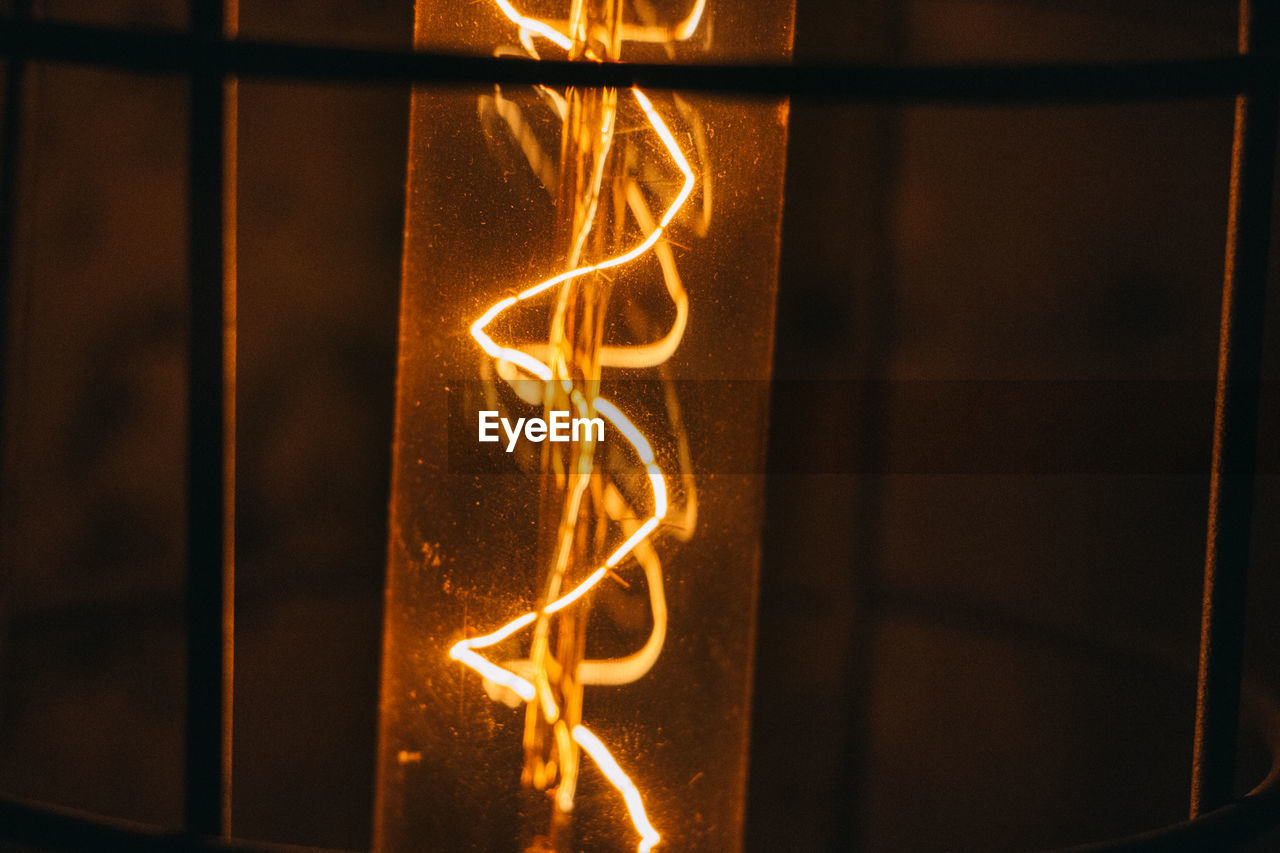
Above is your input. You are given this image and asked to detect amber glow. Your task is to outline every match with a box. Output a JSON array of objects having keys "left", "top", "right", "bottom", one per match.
[
  {"left": 376, "top": 3, "right": 790, "bottom": 849},
  {"left": 441, "top": 3, "right": 716, "bottom": 850},
  {"left": 492, "top": 0, "right": 708, "bottom": 52}
]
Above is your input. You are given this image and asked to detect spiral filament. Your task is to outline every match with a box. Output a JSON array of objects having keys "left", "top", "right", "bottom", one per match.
[{"left": 446, "top": 2, "right": 707, "bottom": 851}]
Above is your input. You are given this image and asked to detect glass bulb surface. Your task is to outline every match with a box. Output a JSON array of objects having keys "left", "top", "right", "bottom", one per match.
[{"left": 375, "top": 2, "right": 793, "bottom": 850}]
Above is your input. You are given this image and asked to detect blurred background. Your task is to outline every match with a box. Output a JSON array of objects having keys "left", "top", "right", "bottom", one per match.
[{"left": 2, "top": 0, "right": 1279, "bottom": 850}]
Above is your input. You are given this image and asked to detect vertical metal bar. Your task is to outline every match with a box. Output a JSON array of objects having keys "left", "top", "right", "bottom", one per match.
[
  {"left": 186, "top": 0, "right": 236, "bottom": 838},
  {"left": 1191, "top": 0, "right": 1279, "bottom": 818},
  {"left": 835, "top": 3, "right": 904, "bottom": 848},
  {"left": 0, "top": 0, "right": 33, "bottom": 513}
]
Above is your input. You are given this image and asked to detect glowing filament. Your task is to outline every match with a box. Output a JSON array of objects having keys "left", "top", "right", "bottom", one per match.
[
  {"left": 449, "top": 4, "right": 706, "bottom": 850},
  {"left": 574, "top": 725, "right": 661, "bottom": 853}
]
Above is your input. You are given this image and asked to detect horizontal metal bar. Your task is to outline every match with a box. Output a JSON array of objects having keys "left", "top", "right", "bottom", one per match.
[{"left": 0, "top": 16, "right": 1272, "bottom": 101}]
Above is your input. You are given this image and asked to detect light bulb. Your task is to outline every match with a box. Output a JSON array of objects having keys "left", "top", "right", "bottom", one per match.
[{"left": 374, "top": 1, "right": 794, "bottom": 850}]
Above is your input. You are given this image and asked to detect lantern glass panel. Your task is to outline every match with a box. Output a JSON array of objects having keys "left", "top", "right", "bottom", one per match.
[{"left": 374, "top": 1, "right": 794, "bottom": 850}]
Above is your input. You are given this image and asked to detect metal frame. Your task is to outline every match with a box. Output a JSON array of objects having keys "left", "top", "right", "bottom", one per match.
[
  {"left": 0, "top": 16, "right": 1276, "bottom": 100},
  {"left": 0, "top": 0, "right": 1276, "bottom": 849}
]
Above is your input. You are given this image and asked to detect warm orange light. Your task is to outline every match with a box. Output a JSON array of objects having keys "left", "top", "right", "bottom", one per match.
[
  {"left": 375, "top": 0, "right": 793, "bottom": 849},
  {"left": 572, "top": 726, "right": 661, "bottom": 853},
  {"left": 451, "top": 9, "right": 703, "bottom": 845}
]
